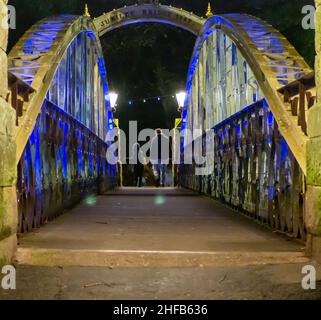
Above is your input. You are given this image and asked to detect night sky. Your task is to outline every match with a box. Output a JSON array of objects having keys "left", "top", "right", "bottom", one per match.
[{"left": 8, "top": 0, "right": 315, "bottom": 132}]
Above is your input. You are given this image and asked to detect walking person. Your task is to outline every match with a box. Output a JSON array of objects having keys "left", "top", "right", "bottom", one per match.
[
  {"left": 132, "top": 143, "right": 145, "bottom": 187},
  {"left": 150, "top": 129, "right": 171, "bottom": 187}
]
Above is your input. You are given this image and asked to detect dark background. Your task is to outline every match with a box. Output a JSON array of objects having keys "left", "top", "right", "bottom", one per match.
[{"left": 8, "top": 0, "right": 316, "bottom": 132}]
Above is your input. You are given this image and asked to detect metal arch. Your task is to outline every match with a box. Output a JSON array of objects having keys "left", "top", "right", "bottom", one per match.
[
  {"left": 93, "top": 3, "right": 205, "bottom": 36},
  {"left": 185, "top": 14, "right": 313, "bottom": 174},
  {"left": 9, "top": 9, "right": 313, "bottom": 174},
  {"left": 9, "top": 3, "right": 205, "bottom": 164},
  {"left": 8, "top": 15, "right": 108, "bottom": 164}
]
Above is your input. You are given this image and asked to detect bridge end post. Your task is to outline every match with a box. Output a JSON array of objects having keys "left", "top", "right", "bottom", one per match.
[
  {"left": 305, "top": 0, "right": 321, "bottom": 263},
  {"left": 0, "top": 0, "right": 17, "bottom": 267}
]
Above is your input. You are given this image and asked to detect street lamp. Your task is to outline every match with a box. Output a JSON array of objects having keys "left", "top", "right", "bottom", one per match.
[
  {"left": 107, "top": 92, "right": 118, "bottom": 113},
  {"left": 176, "top": 91, "right": 186, "bottom": 113}
]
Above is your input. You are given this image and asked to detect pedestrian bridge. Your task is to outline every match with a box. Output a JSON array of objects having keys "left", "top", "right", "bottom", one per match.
[{"left": 6, "top": 2, "right": 316, "bottom": 246}]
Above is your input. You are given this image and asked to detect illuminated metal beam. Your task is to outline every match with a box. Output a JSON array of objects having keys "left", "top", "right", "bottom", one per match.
[
  {"left": 94, "top": 3, "right": 205, "bottom": 36},
  {"left": 184, "top": 14, "right": 313, "bottom": 174},
  {"left": 8, "top": 16, "right": 110, "bottom": 164}
]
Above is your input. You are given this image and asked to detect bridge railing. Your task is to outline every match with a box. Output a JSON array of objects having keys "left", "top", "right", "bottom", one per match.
[
  {"left": 180, "top": 99, "right": 306, "bottom": 239},
  {"left": 16, "top": 99, "right": 117, "bottom": 233}
]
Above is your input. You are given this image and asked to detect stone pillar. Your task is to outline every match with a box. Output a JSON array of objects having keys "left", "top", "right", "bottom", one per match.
[
  {"left": 0, "top": 0, "right": 17, "bottom": 266},
  {"left": 305, "top": 0, "right": 321, "bottom": 262}
]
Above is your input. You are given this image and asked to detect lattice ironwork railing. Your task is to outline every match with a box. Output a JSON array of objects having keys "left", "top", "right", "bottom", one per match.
[
  {"left": 17, "top": 99, "right": 117, "bottom": 233},
  {"left": 180, "top": 99, "right": 306, "bottom": 239}
]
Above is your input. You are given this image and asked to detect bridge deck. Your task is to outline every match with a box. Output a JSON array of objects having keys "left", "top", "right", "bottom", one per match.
[
  {"left": 17, "top": 187, "right": 306, "bottom": 268},
  {"left": 4, "top": 188, "right": 321, "bottom": 300}
]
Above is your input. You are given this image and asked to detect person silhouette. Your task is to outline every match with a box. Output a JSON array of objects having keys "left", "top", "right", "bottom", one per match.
[
  {"left": 132, "top": 143, "right": 145, "bottom": 187},
  {"left": 150, "top": 129, "right": 171, "bottom": 187}
]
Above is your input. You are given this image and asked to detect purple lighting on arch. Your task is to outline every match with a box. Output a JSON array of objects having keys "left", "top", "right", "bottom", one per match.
[{"left": 10, "top": 15, "right": 76, "bottom": 85}]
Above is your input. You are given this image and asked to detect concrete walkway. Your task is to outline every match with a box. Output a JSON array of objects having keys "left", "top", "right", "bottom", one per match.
[
  {"left": 17, "top": 187, "right": 306, "bottom": 267},
  {"left": 2, "top": 188, "right": 321, "bottom": 299}
]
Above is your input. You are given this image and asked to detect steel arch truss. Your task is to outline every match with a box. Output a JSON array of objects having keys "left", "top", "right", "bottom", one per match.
[
  {"left": 8, "top": 15, "right": 117, "bottom": 233},
  {"left": 180, "top": 14, "right": 314, "bottom": 238},
  {"left": 183, "top": 14, "right": 314, "bottom": 174},
  {"left": 94, "top": 3, "right": 205, "bottom": 36},
  {"left": 9, "top": 15, "right": 113, "bottom": 163}
]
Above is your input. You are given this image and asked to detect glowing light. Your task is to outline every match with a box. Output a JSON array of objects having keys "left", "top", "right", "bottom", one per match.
[
  {"left": 106, "top": 92, "right": 118, "bottom": 109},
  {"left": 143, "top": 99, "right": 147, "bottom": 103},
  {"left": 154, "top": 195, "right": 166, "bottom": 206},
  {"left": 85, "top": 194, "right": 97, "bottom": 206},
  {"left": 176, "top": 91, "right": 187, "bottom": 108}
]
